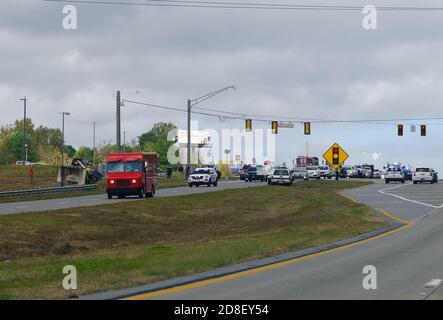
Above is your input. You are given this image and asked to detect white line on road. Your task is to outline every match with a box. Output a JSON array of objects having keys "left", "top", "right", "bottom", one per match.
[
  {"left": 379, "top": 184, "right": 441, "bottom": 209},
  {"left": 425, "top": 279, "right": 442, "bottom": 288}
]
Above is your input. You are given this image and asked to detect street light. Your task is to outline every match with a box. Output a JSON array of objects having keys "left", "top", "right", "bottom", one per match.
[
  {"left": 186, "top": 86, "right": 236, "bottom": 178},
  {"left": 60, "top": 112, "right": 71, "bottom": 167},
  {"left": 25, "top": 144, "right": 29, "bottom": 164},
  {"left": 19, "top": 97, "right": 27, "bottom": 166}
]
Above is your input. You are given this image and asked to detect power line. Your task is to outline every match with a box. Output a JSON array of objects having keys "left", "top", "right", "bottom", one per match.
[
  {"left": 42, "top": 0, "right": 443, "bottom": 11},
  {"left": 122, "top": 99, "right": 443, "bottom": 125}
]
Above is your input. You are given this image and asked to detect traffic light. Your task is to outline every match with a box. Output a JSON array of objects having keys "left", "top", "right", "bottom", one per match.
[
  {"left": 245, "top": 119, "right": 252, "bottom": 132},
  {"left": 421, "top": 124, "right": 426, "bottom": 136},
  {"left": 397, "top": 124, "right": 404, "bottom": 136},
  {"left": 332, "top": 147, "right": 339, "bottom": 165},
  {"left": 271, "top": 121, "right": 278, "bottom": 134},
  {"left": 304, "top": 122, "right": 311, "bottom": 135}
]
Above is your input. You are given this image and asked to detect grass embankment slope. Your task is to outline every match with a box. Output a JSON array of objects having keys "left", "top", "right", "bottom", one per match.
[
  {"left": 0, "top": 171, "right": 188, "bottom": 203},
  {"left": 0, "top": 180, "right": 387, "bottom": 299}
]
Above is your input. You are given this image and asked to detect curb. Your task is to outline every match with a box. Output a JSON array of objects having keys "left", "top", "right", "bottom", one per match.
[{"left": 79, "top": 222, "right": 405, "bottom": 300}]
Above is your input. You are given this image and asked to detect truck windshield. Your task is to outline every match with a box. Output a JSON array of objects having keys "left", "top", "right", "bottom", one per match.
[
  {"left": 107, "top": 160, "right": 143, "bottom": 172},
  {"left": 126, "top": 160, "right": 143, "bottom": 172},
  {"left": 107, "top": 161, "right": 125, "bottom": 172}
]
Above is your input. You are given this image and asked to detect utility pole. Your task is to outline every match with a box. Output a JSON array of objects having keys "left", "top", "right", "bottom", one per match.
[
  {"left": 123, "top": 131, "right": 126, "bottom": 152},
  {"left": 19, "top": 97, "right": 27, "bottom": 165},
  {"left": 60, "top": 112, "right": 70, "bottom": 167},
  {"left": 116, "top": 90, "right": 121, "bottom": 152},
  {"left": 92, "top": 122, "right": 96, "bottom": 166},
  {"left": 187, "top": 99, "right": 191, "bottom": 178},
  {"left": 185, "top": 86, "right": 236, "bottom": 178}
]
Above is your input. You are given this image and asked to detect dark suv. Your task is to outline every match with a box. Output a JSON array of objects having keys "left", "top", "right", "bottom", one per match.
[{"left": 239, "top": 164, "right": 250, "bottom": 180}]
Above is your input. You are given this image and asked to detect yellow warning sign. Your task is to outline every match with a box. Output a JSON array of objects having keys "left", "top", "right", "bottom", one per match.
[{"left": 323, "top": 143, "right": 349, "bottom": 170}]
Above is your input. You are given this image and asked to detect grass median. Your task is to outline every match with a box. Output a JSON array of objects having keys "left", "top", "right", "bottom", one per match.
[{"left": 0, "top": 180, "right": 388, "bottom": 299}]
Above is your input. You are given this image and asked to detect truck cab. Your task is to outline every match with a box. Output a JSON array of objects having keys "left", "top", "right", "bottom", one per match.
[{"left": 106, "top": 152, "right": 158, "bottom": 199}]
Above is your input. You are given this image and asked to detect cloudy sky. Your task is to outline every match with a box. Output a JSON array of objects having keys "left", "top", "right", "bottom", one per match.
[{"left": 2, "top": 0, "right": 443, "bottom": 171}]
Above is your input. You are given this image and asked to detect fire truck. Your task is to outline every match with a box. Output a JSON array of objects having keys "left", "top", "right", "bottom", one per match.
[{"left": 106, "top": 152, "right": 158, "bottom": 199}]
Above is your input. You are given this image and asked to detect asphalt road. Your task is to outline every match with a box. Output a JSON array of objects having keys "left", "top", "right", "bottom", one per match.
[
  {"left": 128, "top": 180, "right": 443, "bottom": 300},
  {"left": 0, "top": 180, "right": 266, "bottom": 215}
]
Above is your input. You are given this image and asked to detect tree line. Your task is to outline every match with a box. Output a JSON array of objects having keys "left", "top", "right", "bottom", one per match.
[{"left": 0, "top": 120, "right": 177, "bottom": 168}]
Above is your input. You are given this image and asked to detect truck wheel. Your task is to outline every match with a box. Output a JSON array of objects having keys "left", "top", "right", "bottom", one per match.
[
  {"left": 189, "top": 183, "right": 193, "bottom": 187},
  {"left": 146, "top": 187, "right": 155, "bottom": 198},
  {"left": 107, "top": 193, "right": 112, "bottom": 199},
  {"left": 413, "top": 181, "right": 417, "bottom": 184},
  {"left": 213, "top": 180, "right": 218, "bottom": 187},
  {"left": 138, "top": 188, "right": 144, "bottom": 198},
  {"left": 118, "top": 195, "right": 124, "bottom": 199}
]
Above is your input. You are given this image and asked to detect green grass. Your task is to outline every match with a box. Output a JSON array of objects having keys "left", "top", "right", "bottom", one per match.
[{"left": 0, "top": 180, "right": 388, "bottom": 299}]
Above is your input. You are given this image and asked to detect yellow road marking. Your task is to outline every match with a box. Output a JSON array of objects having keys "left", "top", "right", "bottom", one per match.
[{"left": 124, "top": 194, "right": 414, "bottom": 300}]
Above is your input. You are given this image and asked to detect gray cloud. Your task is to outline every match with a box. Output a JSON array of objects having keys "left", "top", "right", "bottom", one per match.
[{"left": 2, "top": 0, "right": 443, "bottom": 170}]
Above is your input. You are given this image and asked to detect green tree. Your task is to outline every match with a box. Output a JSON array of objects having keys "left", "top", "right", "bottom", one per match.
[
  {"left": 74, "top": 147, "right": 94, "bottom": 161},
  {"left": 139, "top": 122, "right": 177, "bottom": 168}
]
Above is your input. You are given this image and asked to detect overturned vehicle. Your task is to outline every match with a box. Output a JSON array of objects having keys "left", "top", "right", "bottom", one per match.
[{"left": 57, "top": 158, "right": 104, "bottom": 186}]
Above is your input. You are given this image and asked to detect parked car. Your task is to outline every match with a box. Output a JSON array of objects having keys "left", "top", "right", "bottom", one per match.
[
  {"left": 305, "top": 166, "right": 320, "bottom": 180},
  {"left": 240, "top": 164, "right": 251, "bottom": 181},
  {"left": 268, "top": 168, "right": 292, "bottom": 186},
  {"left": 372, "top": 169, "right": 381, "bottom": 179},
  {"left": 432, "top": 169, "right": 439, "bottom": 183},
  {"left": 402, "top": 166, "right": 414, "bottom": 181},
  {"left": 188, "top": 167, "right": 218, "bottom": 187},
  {"left": 385, "top": 166, "right": 405, "bottom": 184},
  {"left": 292, "top": 168, "right": 307, "bottom": 180},
  {"left": 245, "top": 166, "right": 267, "bottom": 182},
  {"left": 413, "top": 168, "right": 434, "bottom": 184},
  {"left": 318, "top": 165, "right": 332, "bottom": 179},
  {"left": 157, "top": 168, "right": 166, "bottom": 178},
  {"left": 15, "top": 160, "right": 32, "bottom": 166},
  {"left": 340, "top": 166, "right": 352, "bottom": 178}
]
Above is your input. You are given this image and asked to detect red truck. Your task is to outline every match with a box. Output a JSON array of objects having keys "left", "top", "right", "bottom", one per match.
[{"left": 106, "top": 152, "right": 158, "bottom": 199}]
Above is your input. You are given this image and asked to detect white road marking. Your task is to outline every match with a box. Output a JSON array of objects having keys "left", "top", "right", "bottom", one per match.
[
  {"left": 425, "top": 279, "right": 442, "bottom": 288},
  {"left": 379, "top": 184, "right": 441, "bottom": 209},
  {"left": 56, "top": 201, "right": 71, "bottom": 205}
]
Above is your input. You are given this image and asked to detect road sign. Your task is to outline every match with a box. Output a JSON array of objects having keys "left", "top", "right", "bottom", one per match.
[
  {"left": 323, "top": 143, "right": 349, "bottom": 170},
  {"left": 278, "top": 122, "right": 294, "bottom": 128}
]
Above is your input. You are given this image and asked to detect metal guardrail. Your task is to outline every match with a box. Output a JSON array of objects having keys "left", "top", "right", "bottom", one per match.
[{"left": 0, "top": 184, "right": 98, "bottom": 198}]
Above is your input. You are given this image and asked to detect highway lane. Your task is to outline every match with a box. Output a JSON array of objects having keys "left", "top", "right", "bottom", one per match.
[
  {"left": 0, "top": 180, "right": 266, "bottom": 215},
  {"left": 127, "top": 180, "right": 443, "bottom": 300}
]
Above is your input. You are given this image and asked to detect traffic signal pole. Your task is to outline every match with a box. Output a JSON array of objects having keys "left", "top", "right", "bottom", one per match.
[{"left": 187, "top": 99, "right": 191, "bottom": 179}]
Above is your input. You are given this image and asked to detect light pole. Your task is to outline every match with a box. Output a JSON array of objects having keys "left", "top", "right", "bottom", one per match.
[
  {"left": 19, "top": 97, "right": 27, "bottom": 165},
  {"left": 25, "top": 144, "right": 29, "bottom": 163},
  {"left": 60, "top": 112, "right": 71, "bottom": 167},
  {"left": 186, "top": 86, "right": 236, "bottom": 178}
]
